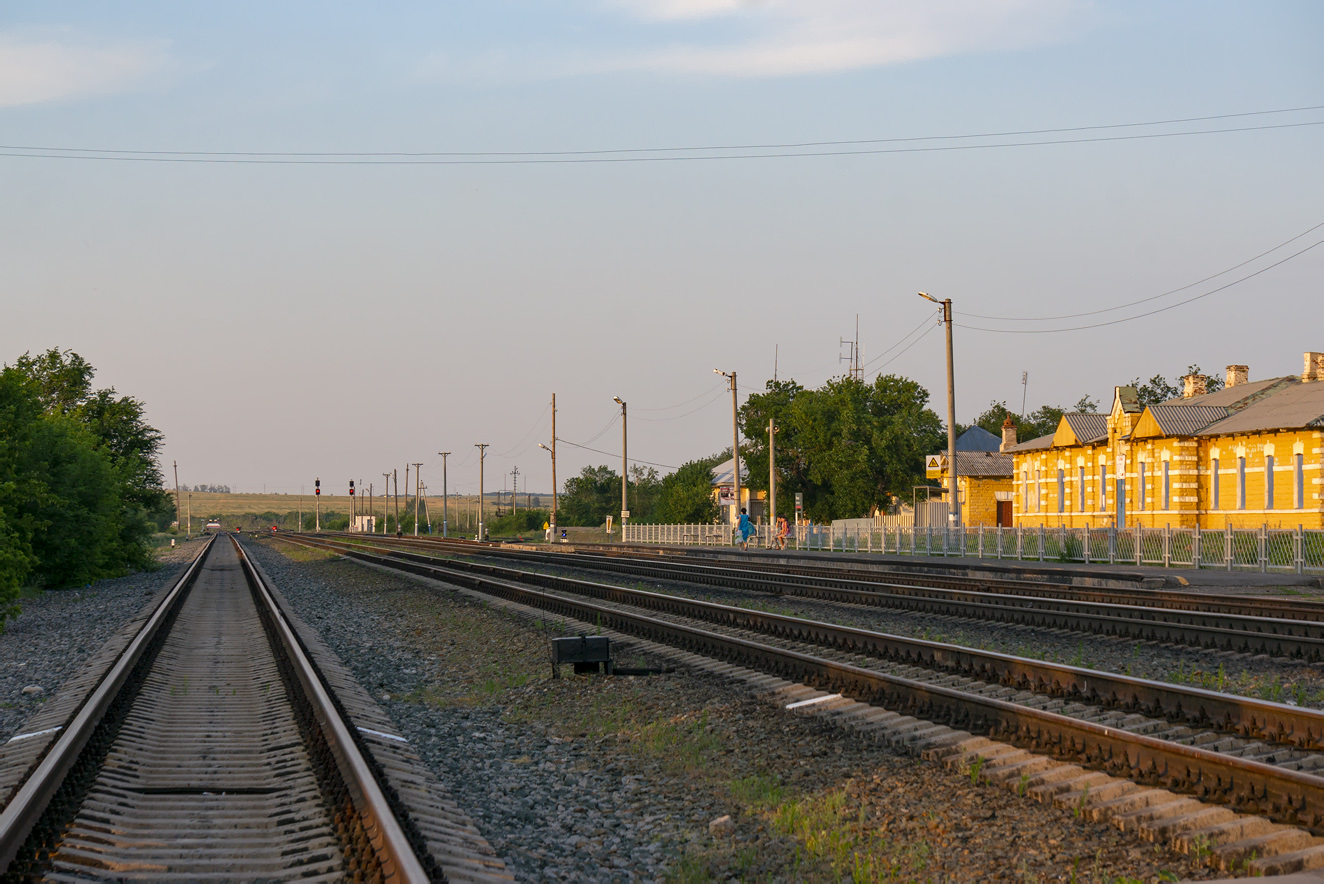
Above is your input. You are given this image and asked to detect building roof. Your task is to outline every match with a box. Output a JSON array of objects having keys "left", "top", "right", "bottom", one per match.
[
  {"left": 1158, "top": 376, "right": 1287, "bottom": 410},
  {"left": 952, "top": 450, "right": 1013, "bottom": 477},
  {"left": 1001, "top": 433, "right": 1054, "bottom": 453},
  {"left": 710, "top": 458, "right": 749, "bottom": 487},
  {"left": 1060, "top": 413, "right": 1109, "bottom": 445},
  {"left": 1197, "top": 379, "right": 1324, "bottom": 436},
  {"left": 1138, "top": 404, "right": 1230, "bottom": 437},
  {"left": 955, "top": 426, "right": 1002, "bottom": 452}
]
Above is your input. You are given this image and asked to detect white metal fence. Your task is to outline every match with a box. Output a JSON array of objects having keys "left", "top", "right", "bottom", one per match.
[{"left": 620, "top": 522, "right": 1324, "bottom": 574}]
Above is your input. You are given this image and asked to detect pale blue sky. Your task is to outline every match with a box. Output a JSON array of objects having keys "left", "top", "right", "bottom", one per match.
[{"left": 2, "top": 2, "right": 1321, "bottom": 497}]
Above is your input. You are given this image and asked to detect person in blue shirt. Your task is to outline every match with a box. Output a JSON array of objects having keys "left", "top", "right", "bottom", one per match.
[{"left": 736, "top": 508, "right": 755, "bottom": 551}]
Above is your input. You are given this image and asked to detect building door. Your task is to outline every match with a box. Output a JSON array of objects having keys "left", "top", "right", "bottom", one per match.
[
  {"left": 996, "top": 500, "right": 1012, "bottom": 527},
  {"left": 1115, "top": 478, "right": 1126, "bottom": 528}
]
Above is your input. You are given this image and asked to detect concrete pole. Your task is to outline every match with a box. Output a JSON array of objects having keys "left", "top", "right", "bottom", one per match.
[
  {"left": 173, "top": 461, "right": 181, "bottom": 535},
  {"left": 393, "top": 469, "right": 399, "bottom": 535},
  {"left": 943, "top": 298, "right": 961, "bottom": 528},
  {"left": 475, "top": 443, "right": 488, "bottom": 540},
  {"left": 551, "top": 393, "right": 557, "bottom": 536},
  {"left": 412, "top": 463, "right": 423, "bottom": 535},
  {"left": 439, "top": 452, "right": 450, "bottom": 537},
  {"left": 382, "top": 473, "right": 391, "bottom": 533},
  {"left": 732, "top": 373, "right": 740, "bottom": 524},
  {"left": 187, "top": 493, "right": 192, "bottom": 539},
  {"left": 511, "top": 466, "right": 520, "bottom": 515},
  {"left": 768, "top": 417, "right": 776, "bottom": 546}
]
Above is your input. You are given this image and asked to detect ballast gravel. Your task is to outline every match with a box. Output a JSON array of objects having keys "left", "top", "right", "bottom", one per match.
[
  {"left": 248, "top": 538, "right": 1218, "bottom": 883},
  {"left": 474, "top": 551, "right": 1324, "bottom": 710},
  {"left": 0, "top": 538, "right": 207, "bottom": 740}
]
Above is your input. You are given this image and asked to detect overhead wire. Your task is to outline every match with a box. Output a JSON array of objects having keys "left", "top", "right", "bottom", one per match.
[
  {"left": 633, "top": 387, "right": 728, "bottom": 421},
  {"left": 2, "top": 121, "right": 1321, "bottom": 166},
  {"left": 964, "top": 221, "right": 1324, "bottom": 322},
  {"left": 869, "top": 323, "right": 940, "bottom": 377},
  {"left": 557, "top": 439, "right": 677, "bottom": 471},
  {"left": 958, "top": 239, "right": 1324, "bottom": 334},
  {"left": 497, "top": 403, "right": 552, "bottom": 458},
  {"left": 859, "top": 312, "right": 937, "bottom": 370},
  {"left": 633, "top": 382, "right": 727, "bottom": 412}
]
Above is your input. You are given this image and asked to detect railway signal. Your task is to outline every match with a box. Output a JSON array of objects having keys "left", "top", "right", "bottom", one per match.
[
  {"left": 314, "top": 478, "right": 320, "bottom": 532},
  {"left": 349, "top": 480, "right": 355, "bottom": 525}
]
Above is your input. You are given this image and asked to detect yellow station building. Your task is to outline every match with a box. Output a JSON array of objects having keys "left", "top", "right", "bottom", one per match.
[{"left": 1002, "top": 353, "right": 1324, "bottom": 529}]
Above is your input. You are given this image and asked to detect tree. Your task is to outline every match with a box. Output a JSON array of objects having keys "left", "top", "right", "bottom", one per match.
[
  {"left": 0, "top": 349, "right": 170, "bottom": 611},
  {"left": 966, "top": 393, "right": 1099, "bottom": 444},
  {"left": 653, "top": 457, "right": 722, "bottom": 524},
  {"left": 559, "top": 465, "right": 621, "bottom": 527},
  {"left": 740, "top": 374, "right": 944, "bottom": 522},
  {"left": 1130, "top": 365, "right": 1222, "bottom": 407}
]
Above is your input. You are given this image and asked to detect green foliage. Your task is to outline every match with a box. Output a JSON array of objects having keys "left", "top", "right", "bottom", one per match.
[
  {"left": 559, "top": 465, "right": 622, "bottom": 527},
  {"left": 741, "top": 375, "right": 945, "bottom": 521},
  {"left": 653, "top": 456, "right": 722, "bottom": 524},
  {"left": 486, "top": 508, "right": 549, "bottom": 535},
  {"left": 1130, "top": 364, "right": 1224, "bottom": 407},
  {"left": 0, "top": 349, "right": 170, "bottom": 618}
]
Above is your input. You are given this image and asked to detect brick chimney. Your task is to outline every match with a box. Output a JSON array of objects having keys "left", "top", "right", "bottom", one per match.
[
  {"left": 1000, "top": 415, "right": 1017, "bottom": 452},
  {"left": 1225, "top": 365, "right": 1248, "bottom": 388},
  {"left": 1182, "top": 374, "right": 1207, "bottom": 398},
  {"left": 1304, "top": 352, "right": 1324, "bottom": 383}
]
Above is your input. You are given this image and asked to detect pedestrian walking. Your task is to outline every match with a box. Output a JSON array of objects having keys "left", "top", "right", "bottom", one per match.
[{"left": 737, "top": 508, "right": 755, "bottom": 551}]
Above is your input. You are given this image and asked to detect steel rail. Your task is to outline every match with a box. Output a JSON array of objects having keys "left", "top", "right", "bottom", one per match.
[
  {"left": 231, "top": 538, "right": 431, "bottom": 883},
  {"left": 0, "top": 534, "right": 217, "bottom": 869},
  {"left": 292, "top": 534, "right": 1324, "bottom": 749},
  {"left": 353, "top": 533, "right": 1324, "bottom": 629},
  {"left": 282, "top": 533, "right": 1324, "bottom": 831},
  {"left": 325, "top": 534, "right": 1324, "bottom": 659}
]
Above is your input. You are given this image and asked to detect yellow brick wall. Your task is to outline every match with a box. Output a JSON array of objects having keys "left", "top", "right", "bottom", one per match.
[{"left": 1010, "top": 429, "right": 1324, "bottom": 529}]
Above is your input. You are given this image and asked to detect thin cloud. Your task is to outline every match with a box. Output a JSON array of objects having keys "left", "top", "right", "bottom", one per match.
[
  {"left": 600, "top": 0, "right": 1092, "bottom": 76},
  {"left": 0, "top": 33, "right": 168, "bottom": 108}
]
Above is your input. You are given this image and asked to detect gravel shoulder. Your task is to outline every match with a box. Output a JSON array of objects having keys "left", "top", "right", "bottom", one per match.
[
  {"left": 454, "top": 550, "right": 1324, "bottom": 712},
  {"left": 0, "top": 536, "right": 209, "bottom": 740},
  {"left": 251, "top": 536, "right": 1219, "bottom": 883}
]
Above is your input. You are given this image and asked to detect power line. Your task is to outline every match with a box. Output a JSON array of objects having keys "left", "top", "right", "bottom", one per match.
[
  {"left": 2, "top": 122, "right": 1320, "bottom": 166},
  {"left": 4, "top": 104, "right": 1320, "bottom": 159},
  {"left": 634, "top": 387, "right": 728, "bottom": 422},
  {"left": 869, "top": 323, "right": 939, "bottom": 377},
  {"left": 958, "top": 239, "right": 1324, "bottom": 334},
  {"left": 964, "top": 221, "right": 1324, "bottom": 322},
  {"left": 633, "top": 382, "right": 727, "bottom": 412},
  {"left": 557, "top": 439, "right": 677, "bottom": 471},
  {"left": 859, "top": 313, "right": 936, "bottom": 370}
]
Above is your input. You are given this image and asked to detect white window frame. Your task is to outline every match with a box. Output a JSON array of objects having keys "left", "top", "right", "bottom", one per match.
[{"left": 1265, "top": 454, "right": 1275, "bottom": 510}]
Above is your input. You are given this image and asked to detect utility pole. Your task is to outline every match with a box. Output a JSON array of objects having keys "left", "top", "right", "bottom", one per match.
[
  {"left": 393, "top": 469, "right": 399, "bottom": 535},
  {"left": 438, "top": 452, "right": 450, "bottom": 537},
  {"left": 919, "top": 292, "right": 960, "bottom": 527},
  {"left": 768, "top": 417, "right": 776, "bottom": 547},
  {"left": 475, "top": 443, "right": 488, "bottom": 540},
  {"left": 187, "top": 493, "right": 192, "bottom": 539},
  {"left": 550, "top": 394, "right": 557, "bottom": 537},
  {"left": 613, "top": 397, "right": 628, "bottom": 534},
  {"left": 381, "top": 472, "right": 391, "bottom": 533},
  {"left": 714, "top": 370, "right": 740, "bottom": 525},
  {"left": 510, "top": 466, "right": 520, "bottom": 515},
  {"left": 173, "top": 461, "right": 181, "bottom": 535},
  {"left": 300, "top": 485, "right": 303, "bottom": 533},
  {"left": 412, "top": 463, "right": 423, "bottom": 535}
]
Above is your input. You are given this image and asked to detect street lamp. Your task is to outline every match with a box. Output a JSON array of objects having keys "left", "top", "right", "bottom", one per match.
[
  {"left": 613, "top": 396, "right": 627, "bottom": 535},
  {"left": 918, "top": 292, "right": 960, "bottom": 528},
  {"left": 714, "top": 369, "right": 740, "bottom": 526}
]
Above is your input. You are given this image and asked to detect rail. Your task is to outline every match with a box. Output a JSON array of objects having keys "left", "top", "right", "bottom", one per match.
[
  {"left": 280, "top": 532, "right": 1324, "bottom": 833},
  {"left": 622, "top": 522, "right": 1324, "bottom": 574}
]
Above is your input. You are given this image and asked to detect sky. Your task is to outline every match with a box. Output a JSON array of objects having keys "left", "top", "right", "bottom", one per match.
[{"left": 2, "top": 1, "right": 1321, "bottom": 499}]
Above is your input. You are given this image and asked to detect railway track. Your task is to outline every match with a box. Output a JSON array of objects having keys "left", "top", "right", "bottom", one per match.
[
  {"left": 349, "top": 534, "right": 1324, "bottom": 659},
  {"left": 281, "top": 532, "right": 1324, "bottom": 859},
  {"left": 0, "top": 534, "right": 508, "bottom": 883}
]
